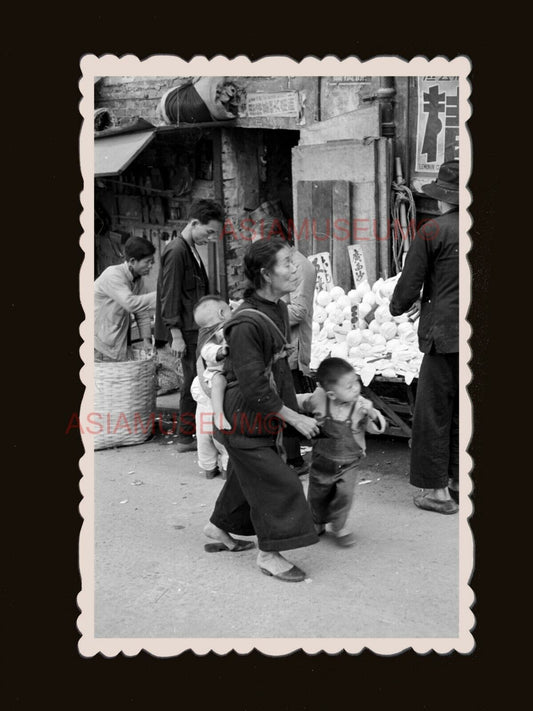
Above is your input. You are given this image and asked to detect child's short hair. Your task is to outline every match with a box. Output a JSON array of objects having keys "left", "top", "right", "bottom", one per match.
[
  {"left": 193, "top": 295, "right": 227, "bottom": 327},
  {"left": 316, "top": 357, "right": 358, "bottom": 390},
  {"left": 124, "top": 236, "right": 155, "bottom": 260}
]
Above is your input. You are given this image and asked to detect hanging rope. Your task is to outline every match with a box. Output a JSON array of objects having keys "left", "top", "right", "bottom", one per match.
[{"left": 391, "top": 178, "right": 416, "bottom": 273}]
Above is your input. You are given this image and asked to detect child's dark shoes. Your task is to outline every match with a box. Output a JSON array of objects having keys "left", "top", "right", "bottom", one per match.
[{"left": 334, "top": 531, "right": 356, "bottom": 547}]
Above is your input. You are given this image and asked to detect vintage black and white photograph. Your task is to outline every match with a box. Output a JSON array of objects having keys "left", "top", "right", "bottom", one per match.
[{"left": 77, "top": 55, "right": 473, "bottom": 656}]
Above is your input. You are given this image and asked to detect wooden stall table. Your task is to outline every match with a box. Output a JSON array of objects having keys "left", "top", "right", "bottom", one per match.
[{"left": 361, "top": 375, "right": 417, "bottom": 441}]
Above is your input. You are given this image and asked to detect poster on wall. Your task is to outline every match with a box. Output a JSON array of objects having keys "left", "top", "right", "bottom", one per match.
[
  {"left": 415, "top": 76, "right": 459, "bottom": 173},
  {"left": 308, "top": 252, "right": 333, "bottom": 294}
]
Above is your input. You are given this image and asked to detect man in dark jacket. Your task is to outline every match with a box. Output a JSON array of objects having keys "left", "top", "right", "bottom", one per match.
[
  {"left": 155, "top": 199, "right": 224, "bottom": 451},
  {"left": 390, "top": 160, "right": 460, "bottom": 514}
]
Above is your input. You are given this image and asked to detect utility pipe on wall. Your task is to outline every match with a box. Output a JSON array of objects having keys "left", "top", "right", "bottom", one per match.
[
  {"left": 376, "top": 138, "right": 390, "bottom": 279},
  {"left": 377, "top": 77, "right": 396, "bottom": 138},
  {"left": 377, "top": 78, "right": 396, "bottom": 277},
  {"left": 212, "top": 129, "right": 228, "bottom": 300}
]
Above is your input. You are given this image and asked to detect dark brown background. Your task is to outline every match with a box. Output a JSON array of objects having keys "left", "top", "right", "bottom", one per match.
[{"left": 5, "top": 19, "right": 500, "bottom": 710}]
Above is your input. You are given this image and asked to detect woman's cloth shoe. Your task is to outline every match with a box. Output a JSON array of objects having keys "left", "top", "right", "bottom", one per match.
[
  {"left": 449, "top": 488, "right": 459, "bottom": 504},
  {"left": 414, "top": 494, "right": 458, "bottom": 514},
  {"left": 315, "top": 523, "right": 326, "bottom": 536},
  {"left": 204, "top": 540, "right": 255, "bottom": 553},
  {"left": 259, "top": 565, "right": 306, "bottom": 582},
  {"left": 203, "top": 467, "right": 220, "bottom": 479}
]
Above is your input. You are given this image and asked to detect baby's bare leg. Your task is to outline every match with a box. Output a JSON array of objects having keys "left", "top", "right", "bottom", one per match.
[{"left": 211, "top": 372, "right": 231, "bottom": 430}]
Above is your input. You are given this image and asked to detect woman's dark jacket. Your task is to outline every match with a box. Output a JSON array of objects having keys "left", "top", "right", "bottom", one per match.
[{"left": 221, "top": 292, "right": 299, "bottom": 447}]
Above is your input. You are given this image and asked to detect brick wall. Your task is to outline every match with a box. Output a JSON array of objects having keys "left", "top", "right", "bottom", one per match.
[
  {"left": 95, "top": 76, "right": 187, "bottom": 126},
  {"left": 95, "top": 76, "right": 320, "bottom": 129},
  {"left": 220, "top": 128, "right": 263, "bottom": 299}
]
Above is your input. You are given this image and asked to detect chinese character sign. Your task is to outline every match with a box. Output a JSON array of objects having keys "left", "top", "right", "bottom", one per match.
[
  {"left": 415, "top": 77, "right": 459, "bottom": 173},
  {"left": 243, "top": 92, "right": 301, "bottom": 118},
  {"left": 309, "top": 252, "right": 333, "bottom": 296},
  {"left": 347, "top": 245, "right": 368, "bottom": 287}
]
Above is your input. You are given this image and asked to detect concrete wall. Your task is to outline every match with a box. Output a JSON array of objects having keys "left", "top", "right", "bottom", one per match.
[{"left": 319, "top": 76, "right": 374, "bottom": 120}]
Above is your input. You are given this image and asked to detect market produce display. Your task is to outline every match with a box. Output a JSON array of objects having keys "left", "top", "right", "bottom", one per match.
[{"left": 310, "top": 275, "right": 423, "bottom": 385}]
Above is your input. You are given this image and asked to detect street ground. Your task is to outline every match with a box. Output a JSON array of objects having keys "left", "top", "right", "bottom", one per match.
[{"left": 93, "top": 415, "right": 459, "bottom": 640}]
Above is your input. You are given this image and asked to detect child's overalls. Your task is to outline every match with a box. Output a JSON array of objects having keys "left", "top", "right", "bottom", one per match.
[{"left": 308, "top": 397, "right": 364, "bottom": 531}]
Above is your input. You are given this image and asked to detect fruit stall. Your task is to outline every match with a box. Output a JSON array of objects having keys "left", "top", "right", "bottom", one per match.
[{"left": 309, "top": 273, "right": 421, "bottom": 439}]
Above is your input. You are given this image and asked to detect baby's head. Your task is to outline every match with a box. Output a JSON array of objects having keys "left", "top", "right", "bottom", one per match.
[
  {"left": 193, "top": 295, "right": 232, "bottom": 329},
  {"left": 316, "top": 357, "right": 361, "bottom": 404}
]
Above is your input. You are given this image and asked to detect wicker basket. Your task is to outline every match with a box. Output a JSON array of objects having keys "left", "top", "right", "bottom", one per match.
[{"left": 94, "top": 356, "right": 157, "bottom": 450}]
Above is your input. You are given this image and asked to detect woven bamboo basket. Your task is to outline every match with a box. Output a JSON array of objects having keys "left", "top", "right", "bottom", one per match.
[{"left": 94, "top": 356, "right": 157, "bottom": 450}]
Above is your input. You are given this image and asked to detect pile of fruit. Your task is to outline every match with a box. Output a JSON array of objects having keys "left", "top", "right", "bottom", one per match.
[{"left": 310, "top": 276, "right": 423, "bottom": 385}]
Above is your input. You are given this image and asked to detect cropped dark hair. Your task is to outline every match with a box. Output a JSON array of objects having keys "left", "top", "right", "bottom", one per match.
[
  {"left": 124, "top": 236, "right": 156, "bottom": 260},
  {"left": 243, "top": 236, "right": 290, "bottom": 298},
  {"left": 193, "top": 294, "right": 226, "bottom": 315},
  {"left": 188, "top": 199, "right": 224, "bottom": 224},
  {"left": 316, "top": 357, "right": 358, "bottom": 390}
]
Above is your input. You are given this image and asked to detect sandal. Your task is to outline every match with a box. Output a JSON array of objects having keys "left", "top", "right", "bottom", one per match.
[
  {"left": 259, "top": 565, "right": 306, "bottom": 582},
  {"left": 414, "top": 494, "right": 458, "bottom": 515}
]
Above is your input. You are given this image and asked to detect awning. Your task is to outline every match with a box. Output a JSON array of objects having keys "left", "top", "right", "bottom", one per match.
[{"left": 94, "top": 129, "right": 156, "bottom": 177}]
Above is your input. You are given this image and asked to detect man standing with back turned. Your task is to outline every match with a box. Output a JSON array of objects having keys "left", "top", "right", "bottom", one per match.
[
  {"left": 155, "top": 199, "right": 224, "bottom": 452},
  {"left": 390, "top": 159, "right": 460, "bottom": 514}
]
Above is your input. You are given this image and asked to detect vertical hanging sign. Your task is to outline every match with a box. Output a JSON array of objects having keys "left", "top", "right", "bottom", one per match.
[
  {"left": 415, "top": 77, "right": 459, "bottom": 173},
  {"left": 347, "top": 245, "right": 368, "bottom": 287},
  {"left": 308, "top": 252, "right": 333, "bottom": 295}
]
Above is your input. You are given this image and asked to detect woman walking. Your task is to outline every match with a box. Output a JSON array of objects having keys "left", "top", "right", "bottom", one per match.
[{"left": 204, "top": 236, "right": 320, "bottom": 582}]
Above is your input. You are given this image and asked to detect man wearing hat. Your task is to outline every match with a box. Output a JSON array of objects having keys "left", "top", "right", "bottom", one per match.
[{"left": 390, "top": 160, "right": 460, "bottom": 514}]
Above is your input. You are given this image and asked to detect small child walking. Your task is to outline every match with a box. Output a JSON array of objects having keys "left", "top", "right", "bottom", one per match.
[
  {"left": 190, "top": 296, "right": 232, "bottom": 479},
  {"left": 297, "top": 357, "right": 386, "bottom": 546}
]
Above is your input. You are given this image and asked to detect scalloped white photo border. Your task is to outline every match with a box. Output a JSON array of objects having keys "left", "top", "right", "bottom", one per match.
[{"left": 78, "top": 54, "right": 473, "bottom": 657}]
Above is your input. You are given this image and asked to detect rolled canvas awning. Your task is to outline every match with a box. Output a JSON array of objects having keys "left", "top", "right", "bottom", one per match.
[{"left": 94, "top": 129, "right": 156, "bottom": 177}]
